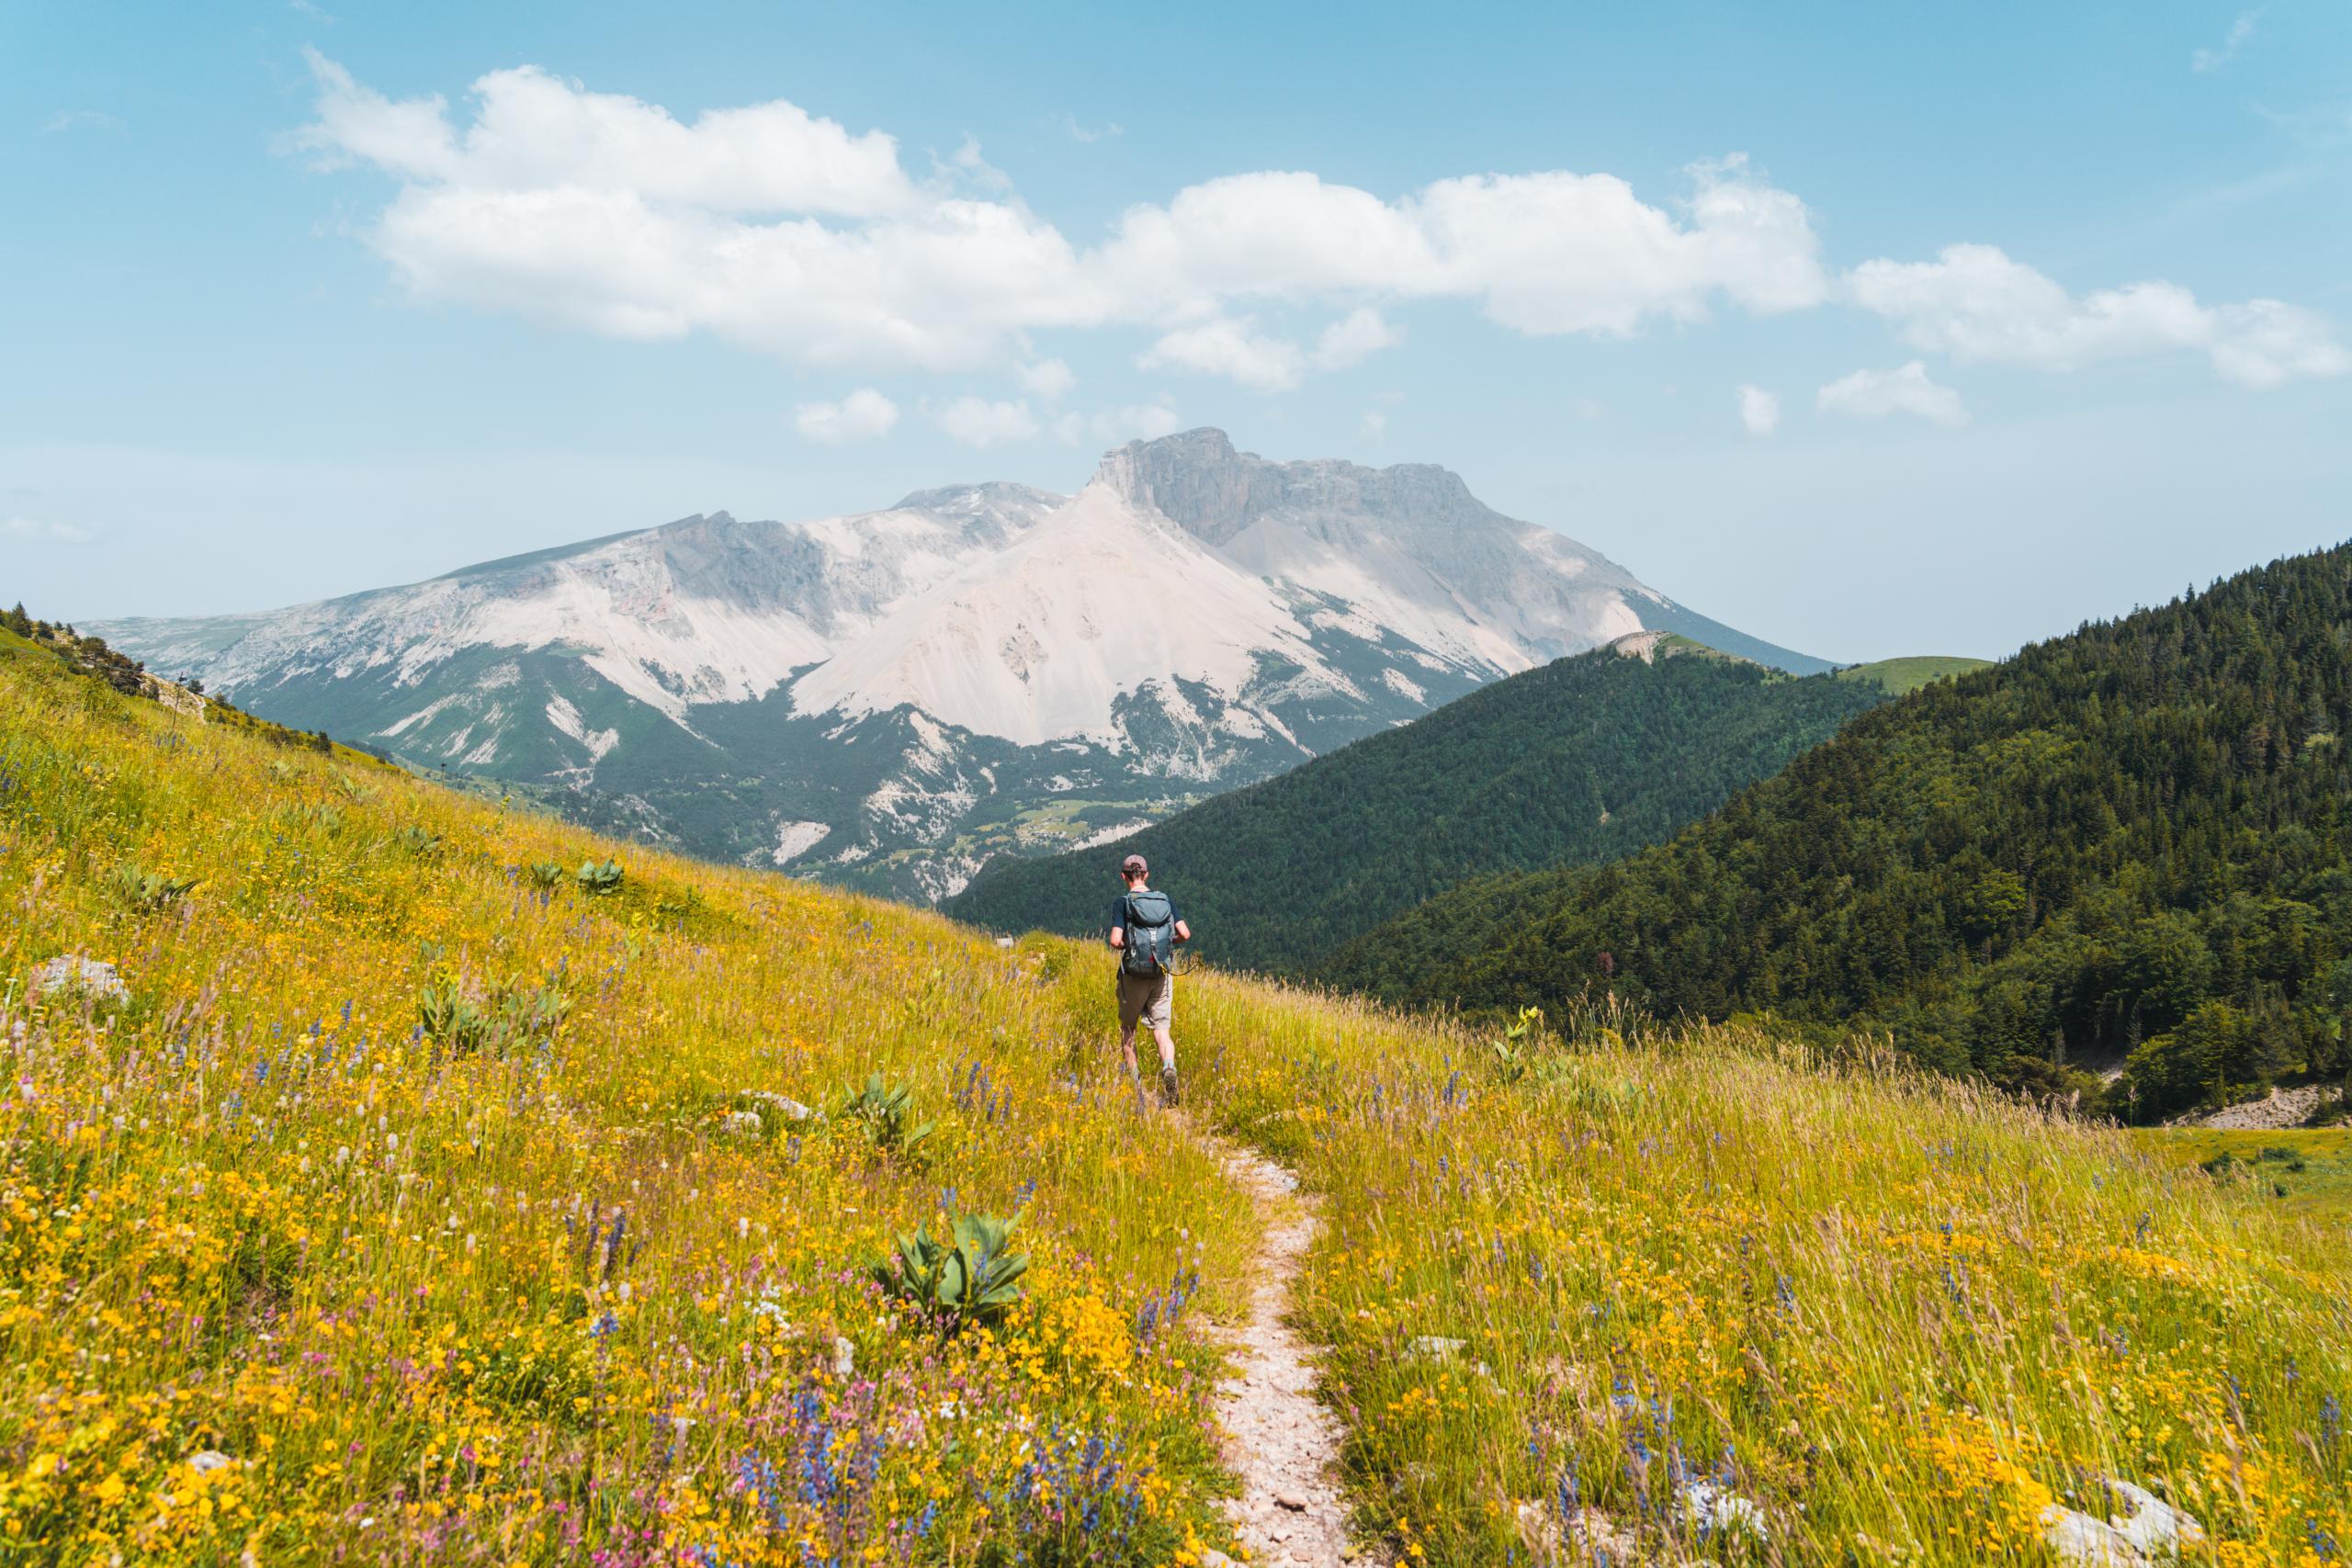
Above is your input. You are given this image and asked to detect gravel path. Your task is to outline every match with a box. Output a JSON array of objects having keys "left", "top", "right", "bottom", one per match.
[{"left": 1202, "top": 1135, "right": 1355, "bottom": 1567}]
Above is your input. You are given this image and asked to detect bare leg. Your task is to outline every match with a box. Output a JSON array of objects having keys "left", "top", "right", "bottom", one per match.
[
  {"left": 1150, "top": 1023, "right": 1177, "bottom": 1072},
  {"left": 1118, "top": 1024, "right": 1141, "bottom": 1076}
]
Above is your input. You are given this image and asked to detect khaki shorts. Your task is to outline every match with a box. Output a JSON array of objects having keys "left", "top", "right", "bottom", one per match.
[{"left": 1116, "top": 968, "right": 1172, "bottom": 1031}]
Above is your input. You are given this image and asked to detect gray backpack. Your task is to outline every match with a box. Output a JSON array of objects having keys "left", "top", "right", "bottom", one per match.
[{"left": 1120, "top": 889, "right": 1176, "bottom": 976}]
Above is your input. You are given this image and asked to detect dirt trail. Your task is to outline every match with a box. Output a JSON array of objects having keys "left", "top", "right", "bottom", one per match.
[{"left": 1199, "top": 1132, "right": 1354, "bottom": 1567}]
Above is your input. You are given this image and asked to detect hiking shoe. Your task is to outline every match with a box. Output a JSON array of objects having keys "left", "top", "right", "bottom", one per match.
[{"left": 1159, "top": 1066, "right": 1181, "bottom": 1107}]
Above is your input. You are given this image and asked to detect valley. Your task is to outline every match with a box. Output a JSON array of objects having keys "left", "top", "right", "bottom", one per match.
[{"left": 949, "top": 631, "right": 1903, "bottom": 975}]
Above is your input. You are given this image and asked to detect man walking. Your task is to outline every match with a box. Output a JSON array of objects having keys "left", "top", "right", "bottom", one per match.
[{"left": 1107, "top": 852, "right": 1191, "bottom": 1106}]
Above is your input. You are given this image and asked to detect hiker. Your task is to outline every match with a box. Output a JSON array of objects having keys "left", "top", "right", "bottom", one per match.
[{"left": 1107, "top": 852, "right": 1191, "bottom": 1105}]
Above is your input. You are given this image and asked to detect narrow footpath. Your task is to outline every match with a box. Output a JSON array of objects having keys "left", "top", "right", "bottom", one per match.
[{"left": 1197, "top": 1132, "right": 1354, "bottom": 1568}]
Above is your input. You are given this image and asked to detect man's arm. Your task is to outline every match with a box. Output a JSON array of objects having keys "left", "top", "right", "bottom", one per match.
[
  {"left": 1174, "top": 919, "right": 1192, "bottom": 944},
  {"left": 1108, "top": 925, "right": 1126, "bottom": 949}
]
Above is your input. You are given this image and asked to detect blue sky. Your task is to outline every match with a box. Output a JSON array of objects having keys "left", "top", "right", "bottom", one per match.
[{"left": 4, "top": 1, "right": 2348, "bottom": 662}]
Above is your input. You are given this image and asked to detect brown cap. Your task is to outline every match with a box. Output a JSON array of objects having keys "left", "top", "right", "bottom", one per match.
[{"left": 1120, "top": 853, "right": 1148, "bottom": 876}]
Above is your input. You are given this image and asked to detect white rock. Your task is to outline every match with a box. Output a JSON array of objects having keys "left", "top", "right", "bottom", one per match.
[
  {"left": 1407, "top": 1335, "right": 1468, "bottom": 1361},
  {"left": 1681, "top": 1479, "right": 1769, "bottom": 1541},
  {"left": 723, "top": 1110, "right": 763, "bottom": 1137},
  {"left": 187, "top": 1450, "right": 235, "bottom": 1473},
  {"left": 28, "top": 955, "right": 129, "bottom": 1006},
  {"left": 2041, "top": 1477, "right": 2206, "bottom": 1565}
]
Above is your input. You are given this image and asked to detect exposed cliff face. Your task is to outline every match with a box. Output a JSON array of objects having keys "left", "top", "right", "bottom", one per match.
[{"left": 93, "top": 431, "right": 1824, "bottom": 899}]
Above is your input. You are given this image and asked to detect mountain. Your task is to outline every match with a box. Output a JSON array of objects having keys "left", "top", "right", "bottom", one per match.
[
  {"left": 91, "top": 429, "right": 1827, "bottom": 900},
  {"left": 946, "top": 631, "right": 1887, "bottom": 974},
  {"left": 1327, "top": 543, "right": 2352, "bottom": 1120}
]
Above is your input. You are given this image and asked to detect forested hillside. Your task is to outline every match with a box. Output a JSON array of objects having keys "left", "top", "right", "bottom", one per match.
[
  {"left": 946, "top": 637, "right": 1886, "bottom": 974},
  {"left": 1329, "top": 544, "right": 2352, "bottom": 1120}
]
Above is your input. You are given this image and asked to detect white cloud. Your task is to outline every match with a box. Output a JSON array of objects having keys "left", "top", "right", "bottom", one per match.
[
  {"left": 1139, "top": 316, "right": 1307, "bottom": 390},
  {"left": 934, "top": 396, "right": 1040, "bottom": 447},
  {"left": 1017, "top": 358, "right": 1076, "bottom": 400},
  {"left": 792, "top": 388, "right": 899, "bottom": 444},
  {"left": 2193, "top": 11, "right": 2258, "bottom": 72},
  {"left": 1, "top": 516, "right": 93, "bottom": 543},
  {"left": 1063, "top": 115, "right": 1123, "bottom": 144},
  {"left": 1314, "top": 307, "right": 1402, "bottom": 370},
  {"left": 288, "top": 57, "right": 1832, "bottom": 386},
  {"left": 1091, "top": 401, "right": 1183, "bottom": 444},
  {"left": 944, "top": 134, "right": 1012, "bottom": 194},
  {"left": 1816, "top": 361, "right": 1970, "bottom": 426},
  {"left": 1846, "top": 243, "right": 2347, "bottom": 388},
  {"left": 1360, "top": 411, "right": 1387, "bottom": 439},
  {"left": 289, "top": 50, "right": 915, "bottom": 214},
  {"left": 1736, "top": 385, "right": 1780, "bottom": 436},
  {"left": 288, "top": 57, "right": 2347, "bottom": 400}
]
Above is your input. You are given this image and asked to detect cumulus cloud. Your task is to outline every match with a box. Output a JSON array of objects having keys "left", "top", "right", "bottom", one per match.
[
  {"left": 1, "top": 516, "right": 93, "bottom": 543},
  {"left": 934, "top": 396, "right": 1040, "bottom": 447},
  {"left": 1845, "top": 243, "right": 2347, "bottom": 388},
  {"left": 2193, "top": 11, "right": 2257, "bottom": 72},
  {"left": 1314, "top": 307, "right": 1402, "bottom": 370},
  {"left": 1016, "top": 358, "right": 1076, "bottom": 400},
  {"left": 1816, "top": 361, "right": 1969, "bottom": 426},
  {"left": 288, "top": 57, "right": 2346, "bottom": 398},
  {"left": 792, "top": 388, "right": 899, "bottom": 444},
  {"left": 288, "top": 56, "right": 1830, "bottom": 386},
  {"left": 1736, "top": 385, "right": 1780, "bottom": 436},
  {"left": 1139, "top": 315, "right": 1306, "bottom": 390}
]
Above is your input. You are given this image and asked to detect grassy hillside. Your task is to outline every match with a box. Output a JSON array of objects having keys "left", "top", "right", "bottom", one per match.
[
  {"left": 5, "top": 620, "right": 2348, "bottom": 1563},
  {"left": 0, "top": 625, "right": 1255, "bottom": 1564},
  {"left": 1838, "top": 655, "right": 1994, "bottom": 696},
  {"left": 1177, "top": 993, "right": 2351, "bottom": 1563},
  {"left": 947, "top": 640, "right": 1885, "bottom": 975},
  {"left": 1330, "top": 545, "right": 2352, "bottom": 1122}
]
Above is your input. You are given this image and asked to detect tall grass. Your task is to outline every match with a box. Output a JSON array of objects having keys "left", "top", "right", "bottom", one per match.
[{"left": 1157, "top": 976, "right": 2352, "bottom": 1564}]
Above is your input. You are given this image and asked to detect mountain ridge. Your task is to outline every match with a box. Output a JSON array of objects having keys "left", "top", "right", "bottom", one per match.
[
  {"left": 90, "top": 429, "right": 1827, "bottom": 898},
  {"left": 1326, "top": 540, "right": 2352, "bottom": 1122}
]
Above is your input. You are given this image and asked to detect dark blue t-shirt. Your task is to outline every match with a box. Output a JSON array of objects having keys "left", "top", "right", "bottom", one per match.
[{"left": 1108, "top": 890, "right": 1182, "bottom": 942}]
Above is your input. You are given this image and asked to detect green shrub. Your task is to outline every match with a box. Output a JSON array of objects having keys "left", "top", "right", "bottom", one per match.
[
  {"left": 105, "top": 861, "right": 198, "bottom": 913},
  {"left": 838, "top": 1072, "right": 934, "bottom": 1158},
  {"left": 873, "top": 1212, "right": 1028, "bottom": 1334},
  {"left": 575, "top": 859, "right": 623, "bottom": 896},
  {"left": 394, "top": 826, "right": 444, "bottom": 857},
  {"left": 526, "top": 861, "right": 567, "bottom": 890},
  {"left": 417, "top": 971, "right": 571, "bottom": 1055}
]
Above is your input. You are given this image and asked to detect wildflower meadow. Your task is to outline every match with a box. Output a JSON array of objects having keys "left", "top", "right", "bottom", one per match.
[{"left": 2, "top": 626, "right": 2347, "bottom": 1564}]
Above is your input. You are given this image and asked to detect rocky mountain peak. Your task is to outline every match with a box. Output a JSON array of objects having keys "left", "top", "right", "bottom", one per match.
[{"left": 1094, "top": 427, "right": 1493, "bottom": 548}]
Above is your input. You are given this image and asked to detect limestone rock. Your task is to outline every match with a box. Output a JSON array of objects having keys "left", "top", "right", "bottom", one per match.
[
  {"left": 2041, "top": 1478, "right": 2206, "bottom": 1565},
  {"left": 28, "top": 955, "right": 130, "bottom": 1007}
]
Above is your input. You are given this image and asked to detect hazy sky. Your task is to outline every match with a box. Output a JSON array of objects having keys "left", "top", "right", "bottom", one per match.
[{"left": 4, "top": 1, "right": 2348, "bottom": 663}]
